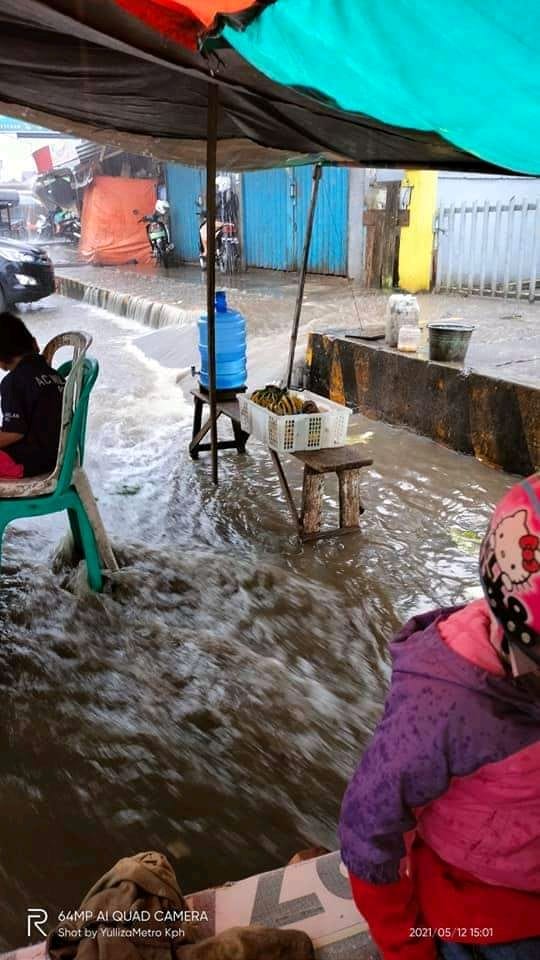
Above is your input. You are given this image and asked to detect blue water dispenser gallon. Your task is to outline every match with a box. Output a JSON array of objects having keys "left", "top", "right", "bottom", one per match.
[{"left": 199, "top": 291, "right": 247, "bottom": 393}]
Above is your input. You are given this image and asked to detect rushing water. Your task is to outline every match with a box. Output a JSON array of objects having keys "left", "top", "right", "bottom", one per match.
[{"left": 0, "top": 295, "right": 513, "bottom": 949}]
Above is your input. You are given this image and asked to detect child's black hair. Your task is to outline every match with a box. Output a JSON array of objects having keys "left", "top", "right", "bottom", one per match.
[{"left": 0, "top": 312, "right": 37, "bottom": 363}]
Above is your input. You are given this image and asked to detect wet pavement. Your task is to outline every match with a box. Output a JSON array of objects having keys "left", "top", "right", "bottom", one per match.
[
  {"left": 54, "top": 257, "right": 540, "bottom": 388},
  {"left": 0, "top": 294, "right": 515, "bottom": 949}
]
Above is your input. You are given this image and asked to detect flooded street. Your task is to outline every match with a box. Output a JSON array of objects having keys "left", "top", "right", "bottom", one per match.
[
  {"left": 56, "top": 260, "right": 540, "bottom": 388},
  {"left": 0, "top": 294, "right": 513, "bottom": 949}
]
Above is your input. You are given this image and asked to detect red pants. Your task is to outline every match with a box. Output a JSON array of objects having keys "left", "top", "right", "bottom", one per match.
[{"left": 0, "top": 451, "right": 24, "bottom": 479}]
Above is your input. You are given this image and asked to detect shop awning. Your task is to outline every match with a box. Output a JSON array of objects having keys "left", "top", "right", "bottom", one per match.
[{"left": 0, "top": 0, "right": 524, "bottom": 172}]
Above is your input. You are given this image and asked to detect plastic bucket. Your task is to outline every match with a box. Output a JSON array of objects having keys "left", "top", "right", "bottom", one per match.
[{"left": 428, "top": 320, "right": 474, "bottom": 362}]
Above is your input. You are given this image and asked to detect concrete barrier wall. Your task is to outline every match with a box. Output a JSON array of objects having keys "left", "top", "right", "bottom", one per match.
[
  {"left": 307, "top": 334, "right": 539, "bottom": 476},
  {"left": 55, "top": 274, "right": 196, "bottom": 328}
]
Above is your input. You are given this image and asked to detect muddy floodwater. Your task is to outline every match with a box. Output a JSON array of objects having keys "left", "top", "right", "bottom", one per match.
[{"left": 0, "top": 295, "right": 513, "bottom": 948}]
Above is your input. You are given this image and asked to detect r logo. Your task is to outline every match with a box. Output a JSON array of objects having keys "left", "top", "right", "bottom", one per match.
[{"left": 27, "top": 908, "right": 48, "bottom": 938}]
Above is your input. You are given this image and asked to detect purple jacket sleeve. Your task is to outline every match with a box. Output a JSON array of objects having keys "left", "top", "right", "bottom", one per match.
[
  {"left": 339, "top": 609, "right": 540, "bottom": 885},
  {"left": 339, "top": 669, "right": 455, "bottom": 883}
]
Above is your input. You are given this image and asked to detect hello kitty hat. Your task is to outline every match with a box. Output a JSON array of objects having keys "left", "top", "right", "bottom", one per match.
[{"left": 479, "top": 474, "right": 540, "bottom": 676}]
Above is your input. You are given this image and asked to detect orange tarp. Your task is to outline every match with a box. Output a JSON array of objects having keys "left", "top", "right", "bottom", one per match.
[
  {"left": 156, "top": 0, "right": 259, "bottom": 24},
  {"left": 114, "top": 0, "right": 259, "bottom": 49},
  {"left": 80, "top": 176, "right": 157, "bottom": 266}
]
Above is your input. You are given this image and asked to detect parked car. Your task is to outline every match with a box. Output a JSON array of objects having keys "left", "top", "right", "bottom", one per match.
[{"left": 0, "top": 238, "right": 55, "bottom": 310}]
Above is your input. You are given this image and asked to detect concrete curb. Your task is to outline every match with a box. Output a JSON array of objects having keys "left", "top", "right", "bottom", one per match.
[
  {"left": 55, "top": 273, "right": 199, "bottom": 329},
  {"left": 308, "top": 332, "right": 539, "bottom": 474}
]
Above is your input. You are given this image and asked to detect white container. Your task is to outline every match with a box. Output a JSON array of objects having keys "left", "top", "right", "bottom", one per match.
[
  {"left": 397, "top": 324, "right": 421, "bottom": 352},
  {"left": 385, "top": 294, "right": 420, "bottom": 347},
  {"left": 384, "top": 294, "right": 403, "bottom": 347},
  {"left": 239, "top": 390, "right": 352, "bottom": 453}
]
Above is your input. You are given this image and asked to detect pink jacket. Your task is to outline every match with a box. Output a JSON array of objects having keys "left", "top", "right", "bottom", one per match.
[{"left": 418, "top": 600, "right": 540, "bottom": 892}]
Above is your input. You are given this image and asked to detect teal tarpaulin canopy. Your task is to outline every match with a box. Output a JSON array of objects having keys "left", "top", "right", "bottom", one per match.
[
  {"left": 223, "top": 0, "right": 540, "bottom": 175},
  {"left": 0, "top": 0, "right": 530, "bottom": 172}
]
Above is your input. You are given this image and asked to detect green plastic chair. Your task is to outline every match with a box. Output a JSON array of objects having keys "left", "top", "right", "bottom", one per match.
[{"left": 0, "top": 342, "right": 104, "bottom": 591}]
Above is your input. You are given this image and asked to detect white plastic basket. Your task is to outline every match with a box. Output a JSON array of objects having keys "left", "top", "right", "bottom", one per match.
[{"left": 239, "top": 390, "right": 352, "bottom": 453}]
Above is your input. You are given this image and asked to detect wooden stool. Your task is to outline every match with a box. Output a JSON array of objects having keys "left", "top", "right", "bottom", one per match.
[
  {"left": 271, "top": 446, "right": 373, "bottom": 542},
  {"left": 189, "top": 389, "right": 249, "bottom": 460}
]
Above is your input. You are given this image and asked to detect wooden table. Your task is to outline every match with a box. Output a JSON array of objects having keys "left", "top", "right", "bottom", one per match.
[{"left": 189, "top": 390, "right": 373, "bottom": 542}]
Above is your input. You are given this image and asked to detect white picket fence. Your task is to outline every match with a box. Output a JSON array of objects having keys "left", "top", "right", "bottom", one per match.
[{"left": 434, "top": 198, "right": 540, "bottom": 300}]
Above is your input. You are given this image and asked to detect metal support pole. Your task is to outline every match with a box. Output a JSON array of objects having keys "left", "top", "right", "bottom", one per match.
[
  {"left": 286, "top": 163, "right": 323, "bottom": 389},
  {"left": 206, "top": 83, "right": 219, "bottom": 485}
]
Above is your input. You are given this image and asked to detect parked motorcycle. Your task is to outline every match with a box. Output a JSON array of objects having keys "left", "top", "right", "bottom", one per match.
[
  {"left": 198, "top": 219, "right": 241, "bottom": 274},
  {"left": 36, "top": 206, "right": 81, "bottom": 243},
  {"left": 58, "top": 210, "right": 81, "bottom": 243},
  {"left": 197, "top": 187, "right": 241, "bottom": 274},
  {"left": 32, "top": 170, "right": 81, "bottom": 244},
  {"left": 139, "top": 200, "right": 174, "bottom": 267},
  {"left": 35, "top": 211, "right": 54, "bottom": 241}
]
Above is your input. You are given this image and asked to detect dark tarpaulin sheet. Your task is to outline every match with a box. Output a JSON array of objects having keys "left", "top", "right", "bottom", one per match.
[{"left": 0, "top": 0, "right": 514, "bottom": 172}]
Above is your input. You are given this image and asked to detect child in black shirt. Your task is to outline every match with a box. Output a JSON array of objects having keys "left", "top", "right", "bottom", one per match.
[{"left": 0, "top": 313, "right": 65, "bottom": 478}]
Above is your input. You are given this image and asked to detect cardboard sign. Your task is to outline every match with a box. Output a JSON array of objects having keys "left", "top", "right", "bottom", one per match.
[{"left": 187, "top": 851, "right": 377, "bottom": 959}]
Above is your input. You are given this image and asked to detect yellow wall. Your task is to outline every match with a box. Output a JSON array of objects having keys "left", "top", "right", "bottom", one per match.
[{"left": 398, "top": 171, "right": 438, "bottom": 292}]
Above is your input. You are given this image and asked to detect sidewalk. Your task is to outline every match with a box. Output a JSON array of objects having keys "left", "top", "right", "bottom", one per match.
[{"left": 53, "top": 257, "right": 540, "bottom": 388}]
